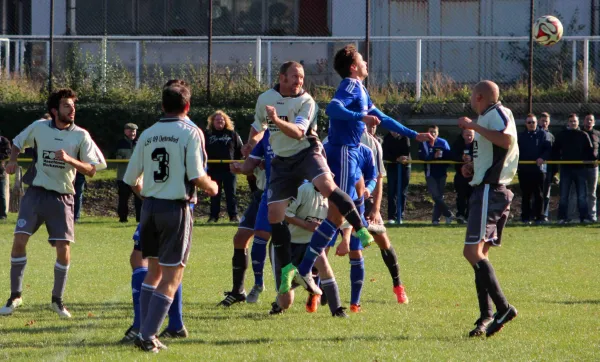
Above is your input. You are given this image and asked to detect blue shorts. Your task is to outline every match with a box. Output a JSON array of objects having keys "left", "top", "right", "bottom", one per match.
[
  {"left": 254, "top": 190, "right": 271, "bottom": 233},
  {"left": 327, "top": 229, "right": 363, "bottom": 251},
  {"left": 239, "top": 190, "right": 263, "bottom": 230},
  {"left": 133, "top": 203, "right": 195, "bottom": 252},
  {"left": 324, "top": 143, "right": 360, "bottom": 200}
]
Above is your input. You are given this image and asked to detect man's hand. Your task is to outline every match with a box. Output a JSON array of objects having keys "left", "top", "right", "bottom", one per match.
[
  {"left": 415, "top": 133, "right": 434, "bottom": 143},
  {"left": 462, "top": 154, "right": 472, "bottom": 162},
  {"left": 397, "top": 156, "right": 408, "bottom": 164},
  {"left": 366, "top": 209, "right": 383, "bottom": 225},
  {"left": 458, "top": 117, "right": 475, "bottom": 130},
  {"left": 362, "top": 115, "right": 380, "bottom": 127},
  {"left": 4, "top": 161, "right": 18, "bottom": 175},
  {"left": 434, "top": 150, "right": 443, "bottom": 159},
  {"left": 265, "top": 105, "right": 279, "bottom": 122},
  {"left": 335, "top": 241, "right": 349, "bottom": 257},
  {"left": 305, "top": 221, "right": 321, "bottom": 233},
  {"left": 230, "top": 162, "right": 243, "bottom": 174},
  {"left": 536, "top": 158, "right": 545, "bottom": 167},
  {"left": 55, "top": 149, "right": 73, "bottom": 164},
  {"left": 363, "top": 189, "right": 371, "bottom": 199},
  {"left": 241, "top": 143, "right": 253, "bottom": 158},
  {"left": 461, "top": 162, "right": 474, "bottom": 178}
]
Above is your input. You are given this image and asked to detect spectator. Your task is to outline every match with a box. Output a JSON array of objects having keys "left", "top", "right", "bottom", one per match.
[
  {"left": 517, "top": 114, "right": 552, "bottom": 224},
  {"left": 418, "top": 125, "right": 453, "bottom": 225},
  {"left": 115, "top": 123, "right": 141, "bottom": 223},
  {"left": 552, "top": 114, "right": 594, "bottom": 223},
  {"left": 538, "top": 112, "right": 556, "bottom": 221},
  {"left": 382, "top": 131, "right": 411, "bottom": 224},
  {"left": 451, "top": 129, "right": 475, "bottom": 224},
  {"left": 206, "top": 110, "right": 243, "bottom": 222},
  {"left": 579, "top": 113, "right": 600, "bottom": 221},
  {"left": 0, "top": 132, "right": 11, "bottom": 220}
]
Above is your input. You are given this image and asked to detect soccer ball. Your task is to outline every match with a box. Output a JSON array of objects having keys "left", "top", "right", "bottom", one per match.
[{"left": 533, "top": 15, "right": 563, "bottom": 46}]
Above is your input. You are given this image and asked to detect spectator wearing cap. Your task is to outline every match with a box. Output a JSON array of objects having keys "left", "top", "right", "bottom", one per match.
[
  {"left": 115, "top": 122, "right": 141, "bottom": 223},
  {"left": 0, "top": 131, "right": 11, "bottom": 220},
  {"left": 517, "top": 113, "right": 552, "bottom": 224}
]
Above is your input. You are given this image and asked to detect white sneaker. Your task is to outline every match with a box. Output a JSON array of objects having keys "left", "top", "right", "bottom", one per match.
[
  {"left": 51, "top": 300, "right": 72, "bottom": 318},
  {"left": 386, "top": 220, "right": 397, "bottom": 225},
  {"left": 0, "top": 297, "right": 23, "bottom": 315},
  {"left": 246, "top": 284, "right": 264, "bottom": 303}
]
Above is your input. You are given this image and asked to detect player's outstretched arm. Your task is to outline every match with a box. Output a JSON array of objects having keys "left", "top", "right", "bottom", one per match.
[
  {"left": 368, "top": 107, "right": 430, "bottom": 141},
  {"left": 326, "top": 100, "right": 380, "bottom": 126},
  {"left": 230, "top": 157, "right": 261, "bottom": 175},
  {"left": 4, "top": 145, "right": 22, "bottom": 175},
  {"left": 192, "top": 175, "right": 218, "bottom": 197}
]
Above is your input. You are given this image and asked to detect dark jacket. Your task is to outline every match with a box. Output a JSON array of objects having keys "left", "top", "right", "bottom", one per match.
[
  {"left": 115, "top": 137, "right": 137, "bottom": 181},
  {"left": 418, "top": 137, "right": 451, "bottom": 178},
  {"left": 451, "top": 136, "right": 474, "bottom": 175},
  {"left": 206, "top": 129, "right": 243, "bottom": 170},
  {"left": 583, "top": 128, "right": 600, "bottom": 167},
  {"left": 517, "top": 129, "right": 552, "bottom": 173},
  {"left": 0, "top": 135, "right": 11, "bottom": 176},
  {"left": 551, "top": 128, "right": 594, "bottom": 170},
  {"left": 382, "top": 133, "right": 411, "bottom": 166}
]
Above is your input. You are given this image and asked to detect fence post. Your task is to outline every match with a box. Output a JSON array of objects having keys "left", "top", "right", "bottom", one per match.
[
  {"left": 4, "top": 39, "right": 9, "bottom": 79},
  {"left": 101, "top": 36, "right": 107, "bottom": 94},
  {"left": 135, "top": 41, "right": 140, "bottom": 89},
  {"left": 13, "top": 40, "right": 19, "bottom": 75},
  {"left": 45, "top": 41, "right": 50, "bottom": 80},
  {"left": 584, "top": 38, "right": 589, "bottom": 102},
  {"left": 19, "top": 40, "right": 25, "bottom": 77},
  {"left": 416, "top": 39, "right": 422, "bottom": 102},
  {"left": 256, "top": 36, "right": 262, "bottom": 83},
  {"left": 396, "top": 163, "right": 403, "bottom": 225},
  {"left": 267, "top": 40, "right": 272, "bottom": 86},
  {"left": 571, "top": 40, "right": 577, "bottom": 87}
]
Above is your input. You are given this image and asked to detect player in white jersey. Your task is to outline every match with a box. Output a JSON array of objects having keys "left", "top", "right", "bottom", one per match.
[
  {"left": 272, "top": 182, "right": 348, "bottom": 317},
  {"left": 0, "top": 88, "right": 106, "bottom": 319},
  {"left": 245, "top": 61, "right": 372, "bottom": 297},
  {"left": 457, "top": 81, "right": 519, "bottom": 338},
  {"left": 123, "top": 83, "right": 218, "bottom": 353}
]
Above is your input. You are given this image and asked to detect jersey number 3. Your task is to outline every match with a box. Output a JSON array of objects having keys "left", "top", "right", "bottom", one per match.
[{"left": 152, "top": 147, "right": 170, "bottom": 182}]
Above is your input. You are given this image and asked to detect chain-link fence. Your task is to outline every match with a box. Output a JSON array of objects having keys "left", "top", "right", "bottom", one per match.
[{"left": 2, "top": 0, "right": 600, "bottom": 108}]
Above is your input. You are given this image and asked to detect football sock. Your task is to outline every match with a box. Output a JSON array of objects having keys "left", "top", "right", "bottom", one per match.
[
  {"left": 139, "top": 283, "right": 156, "bottom": 326},
  {"left": 321, "top": 278, "right": 342, "bottom": 315},
  {"left": 270, "top": 222, "right": 292, "bottom": 267},
  {"left": 474, "top": 269, "right": 493, "bottom": 319},
  {"left": 251, "top": 236, "right": 268, "bottom": 286},
  {"left": 380, "top": 246, "right": 402, "bottom": 287},
  {"left": 474, "top": 259, "right": 509, "bottom": 314},
  {"left": 231, "top": 248, "right": 248, "bottom": 295},
  {"left": 297, "top": 219, "right": 337, "bottom": 275},
  {"left": 350, "top": 257, "right": 365, "bottom": 305},
  {"left": 166, "top": 283, "right": 184, "bottom": 332},
  {"left": 10, "top": 256, "right": 27, "bottom": 296},
  {"left": 140, "top": 292, "right": 173, "bottom": 341},
  {"left": 329, "top": 187, "right": 365, "bottom": 231},
  {"left": 52, "top": 262, "right": 70, "bottom": 300},
  {"left": 131, "top": 267, "right": 148, "bottom": 330}
]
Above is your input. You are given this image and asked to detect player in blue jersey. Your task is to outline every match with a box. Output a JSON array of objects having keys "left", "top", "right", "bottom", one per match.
[
  {"left": 294, "top": 44, "right": 433, "bottom": 282},
  {"left": 218, "top": 130, "right": 273, "bottom": 306}
]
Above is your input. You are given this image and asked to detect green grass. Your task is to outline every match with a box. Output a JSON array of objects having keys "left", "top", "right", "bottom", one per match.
[{"left": 0, "top": 216, "right": 599, "bottom": 361}]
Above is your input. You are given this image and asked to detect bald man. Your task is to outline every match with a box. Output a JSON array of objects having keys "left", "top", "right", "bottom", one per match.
[{"left": 457, "top": 80, "right": 519, "bottom": 338}]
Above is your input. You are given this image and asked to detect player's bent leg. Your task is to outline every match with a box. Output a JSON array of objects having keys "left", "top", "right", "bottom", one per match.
[
  {"left": 160, "top": 283, "right": 187, "bottom": 339},
  {"left": 219, "top": 228, "right": 253, "bottom": 307},
  {"left": 51, "top": 240, "right": 71, "bottom": 318},
  {"left": 314, "top": 253, "right": 346, "bottom": 317},
  {"left": 1, "top": 234, "right": 30, "bottom": 316},
  {"left": 248, "top": 230, "right": 270, "bottom": 303},
  {"left": 374, "top": 233, "right": 408, "bottom": 304},
  {"left": 268, "top": 201, "right": 296, "bottom": 294}
]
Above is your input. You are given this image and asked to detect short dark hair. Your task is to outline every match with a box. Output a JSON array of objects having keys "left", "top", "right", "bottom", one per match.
[
  {"left": 334, "top": 44, "right": 359, "bottom": 78},
  {"left": 47, "top": 88, "right": 78, "bottom": 115},
  {"left": 162, "top": 85, "right": 191, "bottom": 114},
  {"left": 568, "top": 113, "right": 578, "bottom": 119},
  {"left": 428, "top": 125, "right": 439, "bottom": 131},
  {"left": 540, "top": 112, "right": 550, "bottom": 119},
  {"left": 164, "top": 79, "right": 189, "bottom": 88},
  {"left": 585, "top": 112, "right": 595, "bottom": 118},
  {"left": 279, "top": 61, "right": 302, "bottom": 76},
  {"left": 526, "top": 113, "right": 536, "bottom": 119}
]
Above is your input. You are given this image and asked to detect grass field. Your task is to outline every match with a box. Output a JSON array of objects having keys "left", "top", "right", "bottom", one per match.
[{"left": 0, "top": 215, "right": 599, "bottom": 361}]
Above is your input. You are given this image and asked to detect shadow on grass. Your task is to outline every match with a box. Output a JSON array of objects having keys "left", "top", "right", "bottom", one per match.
[{"left": 547, "top": 299, "right": 600, "bottom": 305}]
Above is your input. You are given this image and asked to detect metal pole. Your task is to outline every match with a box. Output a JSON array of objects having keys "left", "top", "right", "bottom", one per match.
[
  {"left": 135, "top": 41, "right": 140, "bottom": 89},
  {"left": 396, "top": 163, "right": 403, "bottom": 225},
  {"left": 584, "top": 38, "right": 590, "bottom": 102},
  {"left": 416, "top": 39, "right": 422, "bottom": 102},
  {"left": 48, "top": 0, "right": 55, "bottom": 93},
  {"left": 365, "top": 0, "right": 370, "bottom": 88},
  {"left": 572, "top": 40, "right": 577, "bottom": 86},
  {"left": 14, "top": 40, "right": 19, "bottom": 75},
  {"left": 256, "top": 37, "right": 262, "bottom": 83},
  {"left": 527, "top": 0, "right": 534, "bottom": 113},
  {"left": 3, "top": 40, "right": 9, "bottom": 78},
  {"left": 101, "top": 36, "right": 107, "bottom": 94},
  {"left": 207, "top": 0, "right": 213, "bottom": 104},
  {"left": 19, "top": 40, "right": 25, "bottom": 77},
  {"left": 267, "top": 40, "right": 272, "bottom": 85}
]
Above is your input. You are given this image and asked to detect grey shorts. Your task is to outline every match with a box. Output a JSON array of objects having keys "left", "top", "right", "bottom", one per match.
[
  {"left": 465, "top": 184, "right": 513, "bottom": 246},
  {"left": 268, "top": 141, "right": 330, "bottom": 204},
  {"left": 139, "top": 198, "right": 193, "bottom": 267},
  {"left": 15, "top": 186, "right": 75, "bottom": 244},
  {"left": 239, "top": 189, "right": 263, "bottom": 230}
]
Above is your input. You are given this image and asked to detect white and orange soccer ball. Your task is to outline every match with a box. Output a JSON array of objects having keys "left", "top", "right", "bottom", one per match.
[{"left": 534, "top": 15, "right": 564, "bottom": 46}]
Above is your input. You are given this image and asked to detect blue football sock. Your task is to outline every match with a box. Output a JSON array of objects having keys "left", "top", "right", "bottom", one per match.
[
  {"left": 251, "top": 236, "right": 268, "bottom": 287},
  {"left": 166, "top": 283, "right": 183, "bottom": 332},
  {"left": 131, "top": 267, "right": 147, "bottom": 330},
  {"left": 350, "top": 257, "right": 365, "bottom": 306},
  {"left": 297, "top": 219, "right": 337, "bottom": 275}
]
